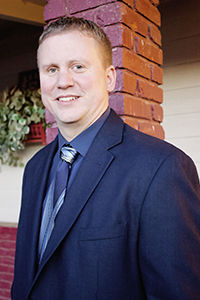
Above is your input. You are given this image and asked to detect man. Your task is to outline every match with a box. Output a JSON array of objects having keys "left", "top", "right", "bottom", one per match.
[{"left": 12, "top": 17, "right": 200, "bottom": 300}]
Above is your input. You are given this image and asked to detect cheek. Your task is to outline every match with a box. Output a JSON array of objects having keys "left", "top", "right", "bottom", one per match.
[
  {"left": 40, "top": 81, "right": 54, "bottom": 108},
  {"left": 40, "top": 77, "right": 55, "bottom": 95},
  {"left": 78, "top": 75, "right": 93, "bottom": 90},
  {"left": 82, "top": 76, "right": 102, "bottom": 95}
]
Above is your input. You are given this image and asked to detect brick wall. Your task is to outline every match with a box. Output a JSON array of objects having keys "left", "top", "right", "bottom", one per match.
[
  {"left": 0, "top": 226, "right": 17, "bottom": 300},
  {"left": 44, "top": 0, "right": 164, "bottom": 143}
]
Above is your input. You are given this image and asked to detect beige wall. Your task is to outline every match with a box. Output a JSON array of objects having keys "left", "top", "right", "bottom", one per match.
[
  {"left": 162, "top": 63, "right": 200, "bottom": 175},
  {"left": 0, "top": 144, "right": 43, "bottom": 223},
  {"left": 160, "top": 0, "right": 200, "bottom": 176}
]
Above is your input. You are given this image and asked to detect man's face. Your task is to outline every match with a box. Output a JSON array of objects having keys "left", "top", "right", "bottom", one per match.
[{"left": 38, "top": 30, "right": 116, "bottom": 140}]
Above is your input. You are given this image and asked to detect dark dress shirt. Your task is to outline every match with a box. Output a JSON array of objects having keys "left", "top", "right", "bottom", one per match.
[{"left": 47, "top": 107, "right": 110, "bottom": 193}]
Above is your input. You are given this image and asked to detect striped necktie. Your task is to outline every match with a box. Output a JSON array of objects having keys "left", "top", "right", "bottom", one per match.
[
  {"left": 38, "top": 145, "right": 77, "bottom": 263},
  {"left": 54, "top": 145, "right": 77, "bottom": 206}
]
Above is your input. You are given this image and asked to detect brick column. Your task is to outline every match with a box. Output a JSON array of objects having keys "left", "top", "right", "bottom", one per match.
[{"left": 44, "top": 0, "right": 164, "bottom": 142}]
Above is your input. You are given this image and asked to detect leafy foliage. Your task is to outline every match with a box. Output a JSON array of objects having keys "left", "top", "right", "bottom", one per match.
[{"left": 0, "top": 86, "right": 47, "bottom": 167}]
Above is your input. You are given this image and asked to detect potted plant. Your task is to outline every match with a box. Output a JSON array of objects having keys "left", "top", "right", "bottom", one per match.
[{"left": 0, "top": 85, "right": 48, "bottom": 167}]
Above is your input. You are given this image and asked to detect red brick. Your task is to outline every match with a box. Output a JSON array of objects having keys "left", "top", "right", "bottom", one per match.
[
  {"left": 123, "top": 71, "right": 139, "bottom": 95},
  {"left": 122, "top": 116, "right": 139, "bottom": 130},
  {"left": 0, "top": 280, "right": 12, "bottom": 290},
  {"left": 44, "top": 0, "right": 133, "bottom": 28},
  {"left": 136, "top": 35, "right": 163, "bottom": 65},
  {"left": 139, "top": 120, "right": 164, "bottom": 139},
  {"left": 122, "top": 27, "right": 134, "bottom": 50},
  {"left": 122, "top": 0, "right": 134, "bottom": 8},
  {"left": 0, "top": 287, "right": 11, "bottom": 298},
  {"left": 148, "top": 24, "right": 162, "bottom": 46},
  {"left": 74, "top": 2, "right": 123, "bottom": 27},
  {"left": 109, "top": 93, "right": 152, "bottom": 120},
  {"left": 125, "top": 51, "right": 151, "bottom": 79},
  {"left": 0, "top": 248, "right": 15, "bottom": 258},
  {"left": 121, "top": 5, "right": 161, "bottom": 40},
  {"left": 73, "top": 2, "right": 156, "bottom": 40},
  {"left": 131, "top": 13, "right": 148, "bottom": 37},
  {"left": 43, "top": 0, "right": 161, "bottom": 39},
  {"left": 96, "top": 3, "right": 133, "bottom": 29},
  {"left": 44, "top": 0, "right": 68, "bottom": 22},
  {"left": 121, "top": 5, "right": 150, "bottom": 37},
  {"left": 139, "top": 120, "right": 155, "bottom": 136},
  {"left": 104, "top": 24, "right": 133, "bottom": 49},
  {"left": 120, "top": 5, "right": 135, "bottom": 28},
  {"left": 46, "top": 126, "right": 58, "bottom": 144},
  {"left": 104, "top": 24, "right": 123, "bottom": 48},
  {"left": 0, "top": 264, "right": 14, "bottom": 274},
  {"left": 114, "top": 69, "right": 138, "bottom": 96},
  {"left": 0, "top": 248, "right": 14, "bottom": 300},
  {"left": 124, "top": 96, "right": 143, "bottom": 117},
  {"left": 0, "top": 227, "right": 17, "bottom": 236},
  {"left": 113, "top": 47, "right": 152, "bottom": 82},
  {"left": 68, "top": 0, "right": 116, "bottom": 15},
  {"left": 138, "top": 78, "right": 163, "bottom": 103},
  {"left": 73, "top": 10, "right": 94, "bottom": 23},
  {"left": 74, "top": 2, "right": 148, "bottom": 38},
  {"left": 109, "top": 93, "right": 124, "bottom": 115},
  {"left": 0, "top": 241, "right": 16, "bottom": 250},
  {"left": 0, "top": 234, "right": 15, "bottom": 242},
  {"left": 0, "top": 273, "right": 13, "bottom": 283},
  {"left": 124, "top": 96, "right": 152, "bottom": 119},
  {"left": 151, "top": 103, "right": 163, "bottom": 122},
  {"left": 112, "top": 47, "right": 123, "bottom": 69},
  {"left": 154, "top": 123, "right": 165, "bottom": 139},
  {"left": 151, "top": 63, "right": 163, "bottom": 84},
  {"left": 134, "top": 0, "right": 161, "bottom": 26},
  {"left": 0, "top": 256, "right": 14, "bottom": 266}
]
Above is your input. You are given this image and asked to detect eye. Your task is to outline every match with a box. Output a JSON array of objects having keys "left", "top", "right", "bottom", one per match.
[
  {"left": 48, "top": 67, "right": 57, "bottom": 74},
  {"left": 73, "top": 64, "right": 84, "bottom": 71}
]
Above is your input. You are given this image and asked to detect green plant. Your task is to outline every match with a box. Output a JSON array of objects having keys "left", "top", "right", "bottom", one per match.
[{"left": 0, "top": 85, "right": 48, "bottom": 167}]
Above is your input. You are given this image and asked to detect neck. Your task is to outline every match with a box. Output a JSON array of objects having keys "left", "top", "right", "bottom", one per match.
[
  {"left": 59, "top": 123, "right": 88, "bottom": 142},
  {"left": 57, "top": 107, "right": 109, "bottom": 142}
]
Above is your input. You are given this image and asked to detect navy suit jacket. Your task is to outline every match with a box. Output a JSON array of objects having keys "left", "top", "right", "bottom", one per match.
[{"left": 12, "top": 109, "right": 200, "bottom": 300}]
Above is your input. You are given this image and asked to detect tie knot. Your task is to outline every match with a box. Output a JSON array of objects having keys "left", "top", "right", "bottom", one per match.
[{"left": 61, "top": 145, "right": 77, "bottom": 164}]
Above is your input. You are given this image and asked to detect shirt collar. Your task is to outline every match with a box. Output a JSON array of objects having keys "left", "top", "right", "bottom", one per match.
[{"left": 58, "top": 108, "right": 110, "bottom": 157}]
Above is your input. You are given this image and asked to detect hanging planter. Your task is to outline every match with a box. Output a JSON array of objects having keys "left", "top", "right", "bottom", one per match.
[
  {"left": 0, "top": 85, "right": 49, "bottom": 167},
  {"left": 27, "top": 123, "right": 46, "bottom": 145}
]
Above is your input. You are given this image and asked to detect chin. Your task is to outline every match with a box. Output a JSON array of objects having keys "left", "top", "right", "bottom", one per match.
[{"left": 57, "top": 117, "right": 78, "bottom": 125}]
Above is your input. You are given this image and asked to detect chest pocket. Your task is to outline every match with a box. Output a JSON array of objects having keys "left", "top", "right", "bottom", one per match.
[{"left": 78, "top": 223, "right": 127, "bottom": 241}]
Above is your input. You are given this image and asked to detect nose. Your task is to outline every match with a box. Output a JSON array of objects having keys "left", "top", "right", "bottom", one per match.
[{"left": 57, "top": 69, "right": 74, "bottom": 89}]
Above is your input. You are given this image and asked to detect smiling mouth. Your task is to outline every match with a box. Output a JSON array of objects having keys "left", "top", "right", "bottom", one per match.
[{"left": 58, "top": 96, "right": 79, "bottom": 102}]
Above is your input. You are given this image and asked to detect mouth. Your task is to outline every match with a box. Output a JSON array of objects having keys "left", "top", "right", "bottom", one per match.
[{"left": 57, "top": 96, "right": 79, "bottom": 102}]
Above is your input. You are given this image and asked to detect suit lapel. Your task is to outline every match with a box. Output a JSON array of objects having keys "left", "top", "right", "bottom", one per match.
[{"left": 36, "top": 110, "right": 124, "bottom": 272}]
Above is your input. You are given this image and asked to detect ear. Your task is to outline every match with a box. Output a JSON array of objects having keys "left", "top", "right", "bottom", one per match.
[{"left": 106, "top": 65, "right": 116, "bottom": 93}]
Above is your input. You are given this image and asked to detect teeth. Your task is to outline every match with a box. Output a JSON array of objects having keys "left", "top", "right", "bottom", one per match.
[{"left": 59, "top": 96, "right": 77, "bottom": 102}]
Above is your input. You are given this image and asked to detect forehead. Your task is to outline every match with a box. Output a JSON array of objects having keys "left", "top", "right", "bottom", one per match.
[
  {"left": 40, "top": 29, "right": 100, "bottom": 51},
  {"left": 38, "top": 30, "right": 100, "bottom": 54},
  {"left": 38, "top": 30, "right": 104, "bottom": 66}
]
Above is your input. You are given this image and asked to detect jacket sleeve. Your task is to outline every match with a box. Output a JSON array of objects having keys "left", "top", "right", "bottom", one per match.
[{"left": 139, "top": 150, "right": 200, "bottom": 300}]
